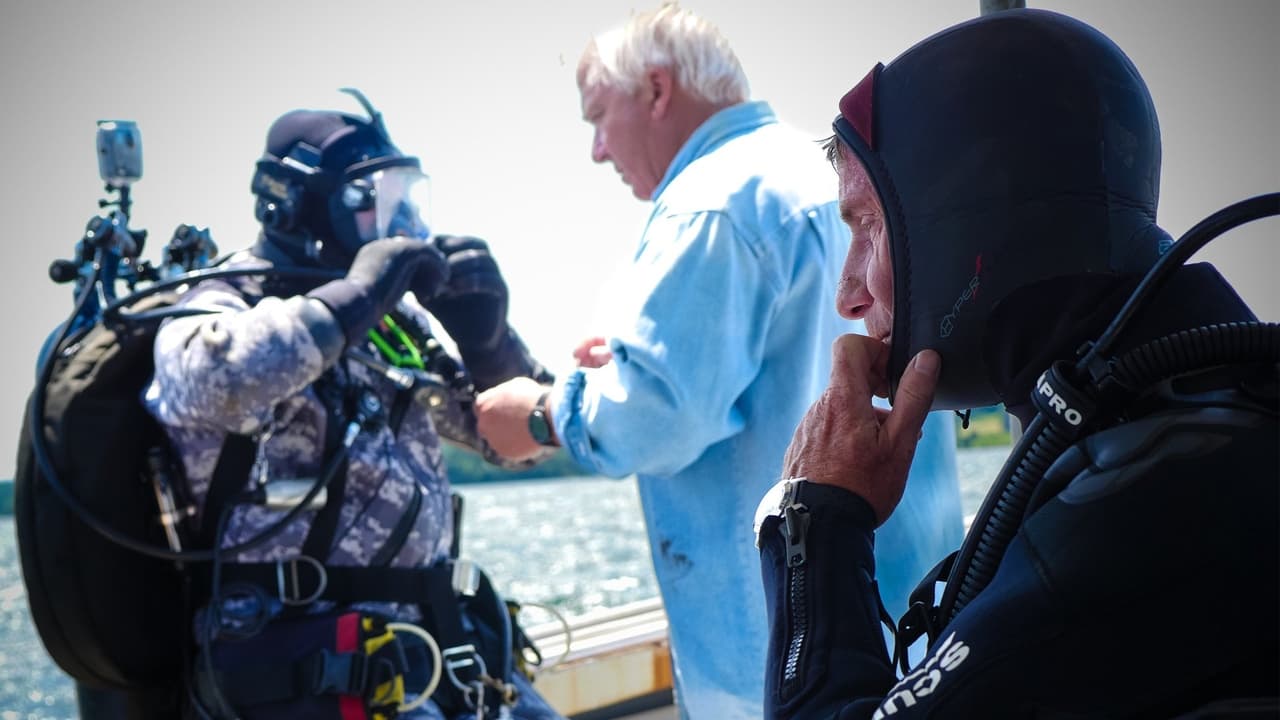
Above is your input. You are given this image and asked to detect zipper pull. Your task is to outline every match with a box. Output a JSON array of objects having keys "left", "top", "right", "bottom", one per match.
[{"left": 782, "top": 503, "right": 810, "bottom": 567}]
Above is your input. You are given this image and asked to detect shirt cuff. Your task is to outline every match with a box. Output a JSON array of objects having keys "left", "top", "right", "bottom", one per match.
[{"left": 551, "top": 369, "right": 603, "bottom": 474}]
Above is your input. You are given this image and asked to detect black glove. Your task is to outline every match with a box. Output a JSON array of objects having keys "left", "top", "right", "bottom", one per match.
[
  {"left": 309, "top": 237, "right": 449, "bottom": 346},
  {"left": 422, "top": 235, "right": 508, "bottom": 352},
  {"left": 424, "top": 235, "right": 553, "bottom": 390}
]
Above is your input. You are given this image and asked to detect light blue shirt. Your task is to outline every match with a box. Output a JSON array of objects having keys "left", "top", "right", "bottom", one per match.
[{"left": 552, "top": 101, "right": 963, "bottom": 719}]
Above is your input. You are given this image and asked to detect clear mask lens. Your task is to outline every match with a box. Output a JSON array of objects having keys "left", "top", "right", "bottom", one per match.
[{"left": 356, "top": 166, "right": 432, "bottom": 242}]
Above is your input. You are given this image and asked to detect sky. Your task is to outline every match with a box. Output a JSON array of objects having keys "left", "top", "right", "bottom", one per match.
[{"left": 0, "top": 0, "right": 1276, "bottom": 479}]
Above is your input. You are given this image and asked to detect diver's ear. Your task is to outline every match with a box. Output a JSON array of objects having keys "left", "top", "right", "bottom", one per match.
[{"left": 646, "top": 67, "right": 674, "bottom": 120}]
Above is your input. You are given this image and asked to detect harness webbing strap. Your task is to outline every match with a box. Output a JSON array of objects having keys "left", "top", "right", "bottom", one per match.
[
  {"left": 302, "top": 380, "right": 414, "bottom": 563},
  {"left": 421, "top": 565, "right": 471, "bottom": 652},
  {"left": 208, "top": 645, "right": 386, "bottom": 706},
  {"left": 366, "top": 386, "right": 422, "bottom": 566},
  {"left": 299, "top": 466, "right": 348, "bottom": 560},
  {"left": 197, "top": 561, "right": 512, "bottom": 714},
  {"left": 211, "top": 660, "right": 317, "bottom": 706},
  {"left": 299, "top": 371, "right": 353, "bottom": 562},
  {"left": 893, "top": 550, "right": 958, "bottom": 673},
  {"left": 201, "top": 563, "right": 456, "bottom": 606},
  {"left": 199, "top": 433, "right": 257, "bottom": 549},
  {"left": 450, "top": 493, "right": 464, "bottom": 560},
  {"left": 871, "top": 581, "right": 900, "bottom": 670}
]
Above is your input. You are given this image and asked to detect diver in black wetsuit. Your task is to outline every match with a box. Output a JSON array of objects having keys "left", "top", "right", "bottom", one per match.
[{"left": 756, "top": 9, "right": 1278, "bottom": 718}]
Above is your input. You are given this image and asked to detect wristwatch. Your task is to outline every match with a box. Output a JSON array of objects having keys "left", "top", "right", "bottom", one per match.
[{"left": 527, "top": 390, "right": 558, "bottom": 447}]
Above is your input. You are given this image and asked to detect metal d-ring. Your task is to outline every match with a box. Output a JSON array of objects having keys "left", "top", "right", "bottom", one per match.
[
  {"left": 276, "top": 555, "right": 327, "bottom": 606},
  {"left": 386, "top": 622, "right": 442, "bottom": 712}
]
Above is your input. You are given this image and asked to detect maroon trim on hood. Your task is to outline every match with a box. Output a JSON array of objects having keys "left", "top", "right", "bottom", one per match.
[{"left": 839, "top": 63, "right": 882, "bottom": 150}]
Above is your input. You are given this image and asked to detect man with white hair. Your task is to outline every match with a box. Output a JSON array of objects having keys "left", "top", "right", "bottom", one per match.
[{"left": 475, "top": 5, "right": 962, "bottom": 717}]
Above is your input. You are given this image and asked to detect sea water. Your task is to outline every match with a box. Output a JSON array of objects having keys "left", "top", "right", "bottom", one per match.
[{"left": 0, "top": 446, "right": 1011, "bottom": 717}]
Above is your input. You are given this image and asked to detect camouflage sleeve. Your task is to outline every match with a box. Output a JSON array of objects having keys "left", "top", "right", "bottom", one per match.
[{"left": 147, "top": 281, "right": 336, "bottom": 435}]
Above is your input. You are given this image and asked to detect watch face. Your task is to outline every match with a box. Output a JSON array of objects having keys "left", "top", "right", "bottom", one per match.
[{"left": 528, "top": 407, "right": 553, "bottom": 445}]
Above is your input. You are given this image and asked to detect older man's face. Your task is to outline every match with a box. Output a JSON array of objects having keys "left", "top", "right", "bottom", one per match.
[
  {"left": 835, "top": 144, "right": 894, "bottom": 347},
  {"left": 579, "top": 78, "right": 664, "bottom": 201}
]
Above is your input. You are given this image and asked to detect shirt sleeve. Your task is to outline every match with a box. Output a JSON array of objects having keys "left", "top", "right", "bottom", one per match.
[
  {"left": 552, "top": 209, "right": 783, "bottom": 477},
  {"left": 146, "top": 281, "right": 332, "bottom": 435}
]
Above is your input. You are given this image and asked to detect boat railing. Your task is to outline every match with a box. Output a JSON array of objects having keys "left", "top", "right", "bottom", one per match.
[{"left": 522, "top": 596, "right": 673, "bottom": 717}]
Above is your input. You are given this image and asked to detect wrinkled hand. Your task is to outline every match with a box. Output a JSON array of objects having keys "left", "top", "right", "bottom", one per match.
[
  {"left": 475, "top": 376, "right": 550, "bottom": 462},
  {"left": 782, "top": 334, "right": 940, "bottom": 526},
  {"left": 573, "top": 336, "right": 613, "bottom": 368}
]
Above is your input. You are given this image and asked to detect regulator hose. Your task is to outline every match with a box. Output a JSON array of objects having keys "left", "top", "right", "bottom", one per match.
[
  {"left": 28, "top": 258, "right": 346, "bottom": 564},
  {"left": 938, "top": 192, "right": 1280, "bottom": 624},
  {"left": 940, "top": 321, "right": 1279, "bottom": 621}
]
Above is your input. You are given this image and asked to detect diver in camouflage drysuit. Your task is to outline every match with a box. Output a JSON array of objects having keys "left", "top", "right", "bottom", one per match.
[
  {"left": 137, "top": 104, "right": 562, "bottom": 719},
  {"left": 147, "top": 252, "right": 457, "bottom": 570}
]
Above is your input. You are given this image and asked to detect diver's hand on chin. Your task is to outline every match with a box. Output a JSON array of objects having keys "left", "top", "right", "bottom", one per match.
[{"left": 781, "top": 334, "right": 940, "bottom": 526}]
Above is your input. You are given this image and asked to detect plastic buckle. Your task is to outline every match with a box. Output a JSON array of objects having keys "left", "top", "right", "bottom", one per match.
[
  {"left": 894, "top": 601, "right": 937, "bottom": 674},
  {"left": 443, "top": 644, "right": 489, "bottom": 706},
  {"left": 276, "top": 555, "right": 327, "bottom": 606},
  {"left": 310, "top": 648, "right": 368, "bottom": 695}
]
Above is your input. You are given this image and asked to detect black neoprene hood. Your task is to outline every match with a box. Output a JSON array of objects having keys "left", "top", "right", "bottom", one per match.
[
  {"left": 833, "top": 9, "right": 1168, "bottom": 410},
  {"left": 259, "top": 109, "right": 422, "bottom": 264},
  {"left": 263, "top": 109, "right": 416, "bottom": 182}
]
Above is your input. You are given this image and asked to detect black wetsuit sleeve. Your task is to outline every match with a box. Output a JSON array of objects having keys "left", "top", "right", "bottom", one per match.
[
  {"left": 762, "top": 408, "right": 1279, "bottom": 718},
  {"left": 759, "top": 479, "right": 1069, "bottom": 719},
  {"left": 759, "top": 482, "right": 897, "bottom": 719}
]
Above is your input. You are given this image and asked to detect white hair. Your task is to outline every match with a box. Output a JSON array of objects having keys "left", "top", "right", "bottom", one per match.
[{"left": 580, "top": 3, "right": 749, "bottom": 105}]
